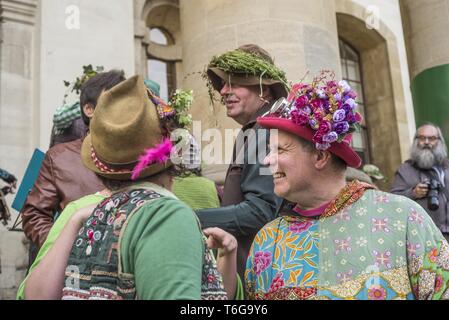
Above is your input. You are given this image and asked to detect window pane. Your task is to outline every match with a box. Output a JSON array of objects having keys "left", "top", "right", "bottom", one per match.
[
  {"left": 341, "top": 60, "right": 347, "bottom": 78},
  {"left": 148, "top": 59, "right": 169, "bottom": 102},
  {"left": 149, "top": 28, "right": 168, "bottom": 45},
  {"left": 356, "top": 103, "right": 366, "bottom": 121},
  {"left": 348, "top": 81, "right": 364, "bottom": 104},
  {"left": 345, "top": 44, "right": 359, "bottom": 62},
  {"left": 351, "top": 131, "right": 364, "bottom": 149},
  {"left": 339, "top": 38, "right": 370, "bottom": 163},
  {"left": 347, "top": 61, "right": 360, "bottom": 81}
]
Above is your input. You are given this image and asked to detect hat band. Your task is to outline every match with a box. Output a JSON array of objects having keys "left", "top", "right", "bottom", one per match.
[{"left": 90, "top": 144, "right": 131, "bottom": 174}]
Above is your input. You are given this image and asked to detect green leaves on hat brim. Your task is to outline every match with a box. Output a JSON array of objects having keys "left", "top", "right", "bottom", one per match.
[
  {"left": 208, "top": 49, "right": 287, "bottom": 84},
  {"left": 204, "top": 49, "right": 290, "bottom": 103}
]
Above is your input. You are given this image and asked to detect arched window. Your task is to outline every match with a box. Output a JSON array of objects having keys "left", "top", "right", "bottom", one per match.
[
  {"left": 147, "top": 27, "right": 176, "bottom": 101},
  {"left": 339, "top": 38, "right": 370, "bottom": 164}
]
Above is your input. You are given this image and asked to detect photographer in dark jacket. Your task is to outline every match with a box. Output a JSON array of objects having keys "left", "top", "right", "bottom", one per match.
[
  {"left": 197, "top": 45, "right": 288, "bottom": 280},
  {"left": 391, "top": 123, "right": 449, "bottom": 241}
]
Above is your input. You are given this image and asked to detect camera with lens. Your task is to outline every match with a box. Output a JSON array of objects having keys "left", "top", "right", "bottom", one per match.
[{"left": 426, "top": 179, "right": 441, "bottom": 211}]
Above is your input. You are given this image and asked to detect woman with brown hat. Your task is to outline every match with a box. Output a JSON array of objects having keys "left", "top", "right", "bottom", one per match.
[{"left": 24, "top": 75, "right": 237, "bottom": 300}]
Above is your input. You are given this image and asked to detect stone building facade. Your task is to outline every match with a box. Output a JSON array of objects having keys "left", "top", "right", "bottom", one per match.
[{"left": 0, "top": 0, "right": 447, "bottom": 298}]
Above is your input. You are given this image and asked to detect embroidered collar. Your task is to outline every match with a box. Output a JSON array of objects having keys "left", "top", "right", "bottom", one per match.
[
  {"left": 285, "top": 180, "right": 375, "bottom": 219},
  {"left": 320, "top": 180, "right": 375, "bottom": 218}
]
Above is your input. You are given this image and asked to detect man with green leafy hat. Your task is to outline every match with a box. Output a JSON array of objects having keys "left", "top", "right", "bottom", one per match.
[{"left": 197, "top": 44, "right": 289, "bottom": 282}]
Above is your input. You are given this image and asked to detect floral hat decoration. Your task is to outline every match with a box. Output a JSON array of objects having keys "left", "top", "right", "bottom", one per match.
[
  {"left": 130, "top": 87, "right": 195, "bottom": 180},
  {"left": 257, "top": 71, "right": 363, "bottom": 168}
]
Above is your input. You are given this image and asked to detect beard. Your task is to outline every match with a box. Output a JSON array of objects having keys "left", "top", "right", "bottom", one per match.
[{"left": 411, "top": 142, "right": 447, "bottom": 169}]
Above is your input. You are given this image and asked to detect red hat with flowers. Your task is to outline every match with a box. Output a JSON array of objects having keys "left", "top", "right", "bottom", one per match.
[{"left": 257, "top": 71, "right": 363, "bottom": 168}]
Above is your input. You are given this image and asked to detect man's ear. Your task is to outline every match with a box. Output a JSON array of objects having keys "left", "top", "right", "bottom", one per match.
[
  {"left": 262, "top": 85, "right": 273, "bottom": 101},
  {"left": 314, "top": 150, "right": 332, "bottom": 170},
  {"left": 82, "top": 103, "right": 95, "bottom": 119}
]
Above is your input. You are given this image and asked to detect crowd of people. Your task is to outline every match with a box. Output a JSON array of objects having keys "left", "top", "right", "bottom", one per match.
[{"left": 3, "top": 43, "right": 449, "bottom": 300}]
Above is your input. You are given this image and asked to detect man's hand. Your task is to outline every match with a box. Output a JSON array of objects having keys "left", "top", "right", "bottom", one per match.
[
  {"left": 203, "top": 227, "right": 237, "bottom": 257},
  {"left": 413, "top": 183, "right": 429, "bottom": 199}
]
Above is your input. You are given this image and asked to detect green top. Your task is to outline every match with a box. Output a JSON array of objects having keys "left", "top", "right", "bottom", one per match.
[
  {"left": 121, "top": 196, "right": 204, "bottom": 299},
  {"left": 172, "top": 175, "right": 220, "bottom": 211},
  {"left": 17, "top": 193, "right": 106, "bottom": 300},
  {"left": 17, "top": 181, "right": 243, "bottom": 300}
]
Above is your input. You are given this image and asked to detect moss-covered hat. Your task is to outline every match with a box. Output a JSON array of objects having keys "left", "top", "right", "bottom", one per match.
[{"left": 206, "top": 44, "right": 289, "bottom": 100}]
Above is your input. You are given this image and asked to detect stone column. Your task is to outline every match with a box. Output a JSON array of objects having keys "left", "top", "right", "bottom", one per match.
[
  {"left": 179, "top": 0, "right": 341, "bottom": 180},
  {"left": 0, "top": 0, "right": 37, "bottom": 299},
  {"left": 401, "top": 0, "right": 449, "bottom": 140}
]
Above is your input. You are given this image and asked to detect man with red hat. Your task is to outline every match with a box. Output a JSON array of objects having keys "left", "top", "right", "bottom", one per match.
[{"left": 245, "top": 74, "right": 449, "bottom": 300}]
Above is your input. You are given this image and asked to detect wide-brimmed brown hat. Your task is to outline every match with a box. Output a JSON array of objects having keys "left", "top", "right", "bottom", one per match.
[
  {"left": 207, "top": 44, "right": 289, "bottom": 100},
  {"left": 81, "top": 75, "right": 171, "bottom": 180}
]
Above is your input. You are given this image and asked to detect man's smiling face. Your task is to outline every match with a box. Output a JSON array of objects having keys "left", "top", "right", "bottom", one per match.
[{"left": 265, "top": 130, "right": 314, "bottom": 202}]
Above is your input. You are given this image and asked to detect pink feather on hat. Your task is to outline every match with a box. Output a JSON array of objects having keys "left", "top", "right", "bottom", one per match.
[{"left": 131, "top": 138, "right": 173, "bottom": 180}]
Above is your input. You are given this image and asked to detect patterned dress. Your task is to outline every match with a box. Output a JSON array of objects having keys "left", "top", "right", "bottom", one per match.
[{"left": 245, "top": 181, "right": 449, "bottom": 300}]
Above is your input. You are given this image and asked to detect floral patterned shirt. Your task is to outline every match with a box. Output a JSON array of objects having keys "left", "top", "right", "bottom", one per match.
[{"left": 245, "top": 181, "right": 449, "bottom": 300}]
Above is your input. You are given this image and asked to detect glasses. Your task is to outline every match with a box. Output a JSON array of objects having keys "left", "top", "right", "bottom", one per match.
[
  {"left": 263, "top": 97, "right": 293, "bottom": 118},
  {"left": 416, "top": 135, "right": 439, "bottom": 143}
]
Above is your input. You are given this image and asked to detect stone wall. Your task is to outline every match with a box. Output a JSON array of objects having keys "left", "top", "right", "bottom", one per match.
[{"left": 0, "top": 0, "right": 37, "bottom": 300}]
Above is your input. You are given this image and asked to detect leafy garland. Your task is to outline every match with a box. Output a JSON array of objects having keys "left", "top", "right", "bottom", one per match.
[
  {"left": 63, "top": 65, "right": 104, "bottom": 103},
  {"left": 168, "top": 89, "right": 194, "bottom": 127}
]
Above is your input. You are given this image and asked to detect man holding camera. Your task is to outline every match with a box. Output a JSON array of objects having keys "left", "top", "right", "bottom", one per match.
[{"left": 391, "top": 123, "right": 449, "bottom": 241}]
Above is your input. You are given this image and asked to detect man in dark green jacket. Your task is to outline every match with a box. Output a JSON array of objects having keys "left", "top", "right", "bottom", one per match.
[{"left": 197, "top": 44, "right": 289, "bottom": 280}]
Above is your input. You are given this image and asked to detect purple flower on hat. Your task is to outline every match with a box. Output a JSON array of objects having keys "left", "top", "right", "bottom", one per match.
[
  {"left": 334, "top": 93, "right": 342, "bottom": 102},
  {"left": 333, "top": 121, "right": 350, "bottom": 135},
  {"left": 348, "top": 90, "right": 357, "bottom": 99},
  {"left": 316, "top": 142, "right": 331, "bottom": 150},
  {"left": 333, "top": 109, "right": 346, "bottom": 122},
  {"left": 309, "top": 119, "right": 319, "bottom": 130},
  {"left": 339, "top": 80, "right": 351, "bottom": 94},
  {"left": 346, "top": 112, "right": 357, "bottom": 123},
  {"left": 303, "top": 106, "right": 312, "bottom": 114},
  {"left": 322, "top": 100, "right": 330, "bottom": 111},
  {"left": 343, "top": 98, "right": 357, "bottom": 109},
  {"left": 317, "top": 89, "right": 327, "bottom": 99},
  {"left": 323, "top": 131, "right": 338, "bottom": 143},
  {"left": 342, "top": 103, "right": 353, "bottom": 115}
]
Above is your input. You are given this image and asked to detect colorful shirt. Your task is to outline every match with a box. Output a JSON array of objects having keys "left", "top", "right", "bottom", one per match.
[{"left": 245, "top": 181, "right": 449, "bottom": 300}]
